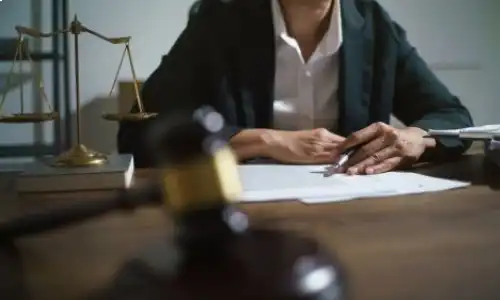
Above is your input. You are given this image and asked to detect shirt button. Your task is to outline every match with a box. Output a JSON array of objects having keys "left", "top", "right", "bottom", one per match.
[{"left": 305, "top": 71, "right": 312, "bottom": 77}]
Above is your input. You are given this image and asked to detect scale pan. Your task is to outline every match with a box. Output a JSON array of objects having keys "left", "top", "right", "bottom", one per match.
[{"left": 0, "top": 112, "right": 59, "bottom": 123}]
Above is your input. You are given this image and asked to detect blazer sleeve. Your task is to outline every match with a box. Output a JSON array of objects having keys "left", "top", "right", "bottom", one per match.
[
  {"left": 391, "top": 23, "right": 474, "bottom": 160},
  {"left": 116, "top": 2, "right": 241, "bottom": 167}
]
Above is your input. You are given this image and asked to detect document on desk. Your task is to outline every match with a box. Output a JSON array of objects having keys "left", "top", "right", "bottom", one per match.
[{"left": 237, "top": 164, "right": 470, "bottom": 203}]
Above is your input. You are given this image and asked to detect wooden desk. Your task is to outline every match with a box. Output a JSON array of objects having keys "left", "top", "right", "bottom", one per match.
[{"left": 1, "top": 153, "right": 500, "bottom": 300}]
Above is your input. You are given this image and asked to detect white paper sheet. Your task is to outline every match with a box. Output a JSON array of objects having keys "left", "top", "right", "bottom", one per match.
[
  {"left": 301, "top": 172, "right": 471, "bottom": 204},
  {"left": 236, "top": 164, "right": 470, "bottom": 203}
]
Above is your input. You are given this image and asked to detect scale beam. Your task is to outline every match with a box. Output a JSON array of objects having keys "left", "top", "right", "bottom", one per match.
[{"left": 0, "top": 15, "right": 155, "bottom": 167}]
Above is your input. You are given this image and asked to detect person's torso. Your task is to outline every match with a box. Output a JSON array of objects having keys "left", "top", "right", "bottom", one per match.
[
  {"left": 271, "top": 0, "right": 343, "bottom": 132},
  {"left": 200, "top": 0, "right": 400, "bottom": 136}
]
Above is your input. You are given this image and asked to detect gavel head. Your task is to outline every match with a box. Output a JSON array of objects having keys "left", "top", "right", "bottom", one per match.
[
  {"left": 147, "top": 106, "right": 242, "bottom": 214},
  {"left": 100, "top": 106, "right": 345, "bottom": 300},
  {"left": 149, "top": 105, "right": 228, "bottom": 163}
]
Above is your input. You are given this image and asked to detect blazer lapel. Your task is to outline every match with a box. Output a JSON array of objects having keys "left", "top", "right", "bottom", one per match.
[
  {"left": 338, "top": 0, "right": 372, "bottom": 136},
  {"left": 236, "top": 0, "right": 276, "bottom": 128}
]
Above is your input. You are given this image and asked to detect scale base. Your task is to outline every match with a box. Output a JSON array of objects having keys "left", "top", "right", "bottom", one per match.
[{"left": 52, "top": 144, "right": 107, "bottom": 167}]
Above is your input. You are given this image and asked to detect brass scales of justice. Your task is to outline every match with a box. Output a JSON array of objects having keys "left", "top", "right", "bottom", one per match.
[{"left": 0, "top": 15, "right": 157, "bottom": 167}]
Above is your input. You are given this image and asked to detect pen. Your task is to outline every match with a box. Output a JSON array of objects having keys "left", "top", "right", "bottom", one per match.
[{"left": 323, "top": 147, "right": 358, "bottom": 177}]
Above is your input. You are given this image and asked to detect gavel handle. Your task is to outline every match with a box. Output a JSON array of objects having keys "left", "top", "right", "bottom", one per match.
[{"left": 0, "top": 186, "right": 162, "bottom": 243}]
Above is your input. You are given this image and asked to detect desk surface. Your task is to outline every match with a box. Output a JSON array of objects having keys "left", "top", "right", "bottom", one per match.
[{"left": 1, "top": 152, "right": 500, "bottom": 300}]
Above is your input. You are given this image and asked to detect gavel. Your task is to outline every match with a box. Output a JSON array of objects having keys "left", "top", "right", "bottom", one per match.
[{"left": 0, "top": 106, "right": 345, "bottom": 300}]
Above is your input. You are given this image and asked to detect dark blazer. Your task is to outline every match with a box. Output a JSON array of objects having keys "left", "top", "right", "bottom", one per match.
[{"left": 118, "top": 0, "right": 474, "bottom": 167}]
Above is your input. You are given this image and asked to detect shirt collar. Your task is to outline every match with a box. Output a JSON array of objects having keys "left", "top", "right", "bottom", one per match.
[{"left": 271, "top": 0, "right": 343, "bottom": 56}]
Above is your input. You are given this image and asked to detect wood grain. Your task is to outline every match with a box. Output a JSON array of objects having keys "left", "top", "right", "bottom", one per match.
[{"left": 1, "top": 150, "right": 499, "bottom": 300}]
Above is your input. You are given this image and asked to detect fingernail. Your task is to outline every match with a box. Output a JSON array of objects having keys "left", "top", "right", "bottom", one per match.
[
  {"left": 347, "top": 168, "right": 357, "bottom": 175},
  {"left": 366, "top": 167, "right": 374, "bottom": 174}
]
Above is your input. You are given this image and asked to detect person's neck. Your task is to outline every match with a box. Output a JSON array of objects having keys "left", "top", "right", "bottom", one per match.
[{"left": 279, "top": 0, "right": 333, "bottom": 60}]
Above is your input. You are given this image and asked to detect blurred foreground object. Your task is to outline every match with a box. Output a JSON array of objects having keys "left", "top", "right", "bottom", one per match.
[
  {"left": 0, "top": 106, "right": 345, "bottom": 300},
  {"left": 96, "top": 106, "right": 345, "bottom": 300}
]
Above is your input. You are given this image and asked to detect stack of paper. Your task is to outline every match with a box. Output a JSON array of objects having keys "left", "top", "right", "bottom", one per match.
[{"left": 236, "top": 165, "right": 470, "bottom": 204}]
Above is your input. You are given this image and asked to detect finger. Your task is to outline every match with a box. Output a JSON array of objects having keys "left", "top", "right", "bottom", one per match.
[
  {"left": 364, "top": 157, "right": 402, "bottom": 174},
  {"left": 334, "top": 122, "right": 389, "bottom": 155},
  {"left": 311, "top": 139, "right": 342, "bottom": 150},
  {"left": 321, "top": 142, "right": 342, "bottom": 152},
  {"left": 312, "top": 151, "right": 337, "bottom": 164},
  {"left": 346, "top": 146, "right": 397, "bottom": 175},
  {"left": 303, "top": 142, "right": 324, "bottom": 156},
  {"left": 290, "top": 151, "right": 334, "bottom": 164},
  {"left": 313, "top": 128, "right": 345, "bottom": 143},
  {"left": 305, "top": 139, "right": 335, "bottom": 155},
  {"left": 322, "top": 132, "right": 345, "bottom": 143},
  {"left": 345, "top": 135, "right": 393, "bottom": 168}
]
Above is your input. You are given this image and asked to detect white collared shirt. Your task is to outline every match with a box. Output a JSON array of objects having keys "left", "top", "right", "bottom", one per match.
[{"left": 271, "top": 0, "right": 343, "bottom": 131}]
